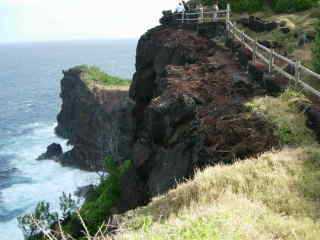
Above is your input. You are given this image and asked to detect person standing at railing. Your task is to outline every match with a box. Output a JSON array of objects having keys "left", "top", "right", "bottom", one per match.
[
  {"left": 176, "top": 2, "right": 185, "bottom": 13},
  {"left": 175, "top": 2, "right": 185, "bottom": 23}
]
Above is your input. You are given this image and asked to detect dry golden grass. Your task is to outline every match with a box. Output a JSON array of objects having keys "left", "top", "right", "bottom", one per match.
[
  {"left": 110, "top": 90, "right": 320, "bottom": 240},
  {"left": 113, "top": 146, "right": 320, "bottom": 240}
]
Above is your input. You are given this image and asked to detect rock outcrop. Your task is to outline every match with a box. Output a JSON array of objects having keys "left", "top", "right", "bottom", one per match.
[
  {"left": 56, "top": 24, "right": 279, "bottom": 214},
  {"left": 37, "top": 143, "right": 63, "bottom": 161},
  {"left": 118, "top": 25, "right": 278, "bottom": 205},
  {"left": 55, "top": 67, "right": 133, "bottom": 170}
]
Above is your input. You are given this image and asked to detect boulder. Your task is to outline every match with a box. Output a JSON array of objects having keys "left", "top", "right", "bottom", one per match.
[
  {"left": 248, "top": 61, "right": 268, "bottom": 82},
  {"left": 305, "top": 106, "right": 320, "bottom": 141},
  {"left": 262, "top": 73, "right": 283, "bottom": 95},
  {"left": 279, "top": 20, "right": 287, "bottom": 27},
  {"left": 232, "top": 73, "right": 254, "bottom": 96},
  {"left": 264, "top": 21, "right": 278, "bottom": 32},
  {"left": 238, "top": 47, "right": 252, "bottom": 69},
  {"left": 249, "top": 16, "right": 265, "bottom": 32},
  {"left": 306, "top": 30, "right": 316, "bottom": 42},
  {"left": 280, "top": 27, "right": 290, "bottom": 34},
  {"left": 75, "top": 185, "right": 95, "bottom": 199},
  {"left": 37, "top": 143, "right": 63, "bottom": 161},
  {"left": 238, "top": 18, "right": 249, "bottom": 27}
]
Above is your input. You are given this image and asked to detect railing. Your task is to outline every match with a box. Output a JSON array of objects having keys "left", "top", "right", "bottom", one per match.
[
  {"left": 176, "top": 4, "right": 320, "bottom": 98},
  {"left": 176, "top": 6, "right": 229, "bottom": 23}
]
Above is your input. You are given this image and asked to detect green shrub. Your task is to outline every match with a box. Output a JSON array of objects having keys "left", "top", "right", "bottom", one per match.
[
  {"left": 18, "top": 202, "right": 58, "bottom": 238},
  {"left": 198, "top": 0, "right": 264, "bottom": 12},
  {"left": 196, "top": 0, "right": 316, "bottom": 12},
  {"left": 272, "top": 0, "right": 316, "bottom": 12},
  {"left": 74, "top": 157, "right": 132, "bottom": 235}
]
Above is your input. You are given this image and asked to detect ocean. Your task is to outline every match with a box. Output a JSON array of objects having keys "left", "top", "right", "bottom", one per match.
[{"left": 0, "top": 39, "right": 137, "bottom": 239}]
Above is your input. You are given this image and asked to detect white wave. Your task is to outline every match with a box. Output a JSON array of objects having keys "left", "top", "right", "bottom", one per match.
[{"left": 0, "top": 122, "right": 100, "bottom": 239}]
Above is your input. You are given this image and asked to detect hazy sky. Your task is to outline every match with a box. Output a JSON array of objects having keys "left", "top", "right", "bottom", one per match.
[{"left": 0, "top": 0, "right": 177, "bottom": 43}]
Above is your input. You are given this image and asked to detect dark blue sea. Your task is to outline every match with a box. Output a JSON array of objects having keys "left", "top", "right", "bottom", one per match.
[{"left": 0, "top": 39, "right": 137, "bottom": 239}]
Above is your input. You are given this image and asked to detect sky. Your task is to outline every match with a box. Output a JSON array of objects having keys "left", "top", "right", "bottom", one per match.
[{"left": 0, "top": 0, "right": 178, "bottom": 43}]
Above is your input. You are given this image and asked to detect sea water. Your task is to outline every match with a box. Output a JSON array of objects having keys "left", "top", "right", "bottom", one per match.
[{"left": 0, "top": 39, "right": 136, "bottom": 239}]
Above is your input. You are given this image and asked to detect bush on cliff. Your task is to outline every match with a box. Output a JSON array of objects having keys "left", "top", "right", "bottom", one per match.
[
  {"left": 63, "top": 157, "right": 132, "bottom": 236},
  {"left": 272, "top": 0, "right": 317, "bottom": 12},
  {"left": 18, "top": 202, "right": 58, "bottom": 239}
]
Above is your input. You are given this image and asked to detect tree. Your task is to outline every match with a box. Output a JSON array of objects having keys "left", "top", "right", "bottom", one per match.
[
  {"left": 59, "top": 192, "right": 79, "bottom": 220},
  {"left": 18, "top": 201, "right": 58, "bottom": 238}
]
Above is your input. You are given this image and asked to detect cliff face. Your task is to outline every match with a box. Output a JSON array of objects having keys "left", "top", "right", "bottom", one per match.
[
  {"left": 55, "top": 68, "right": 133, "bottom": 170},
  {"left": 55, "top": 24, "right": 279, "bottom": 212},
  {"left": 124, "top": 25, "right": 277, "bottom": 201}
]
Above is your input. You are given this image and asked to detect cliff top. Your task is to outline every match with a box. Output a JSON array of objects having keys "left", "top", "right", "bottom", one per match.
[{"left": 70, "top": 65, "right": 131, "bottom": 89}]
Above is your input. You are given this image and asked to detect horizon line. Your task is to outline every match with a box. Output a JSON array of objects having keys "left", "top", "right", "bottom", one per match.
[{"left": 0, "top": 37, "right": 139, "bottom": 45}]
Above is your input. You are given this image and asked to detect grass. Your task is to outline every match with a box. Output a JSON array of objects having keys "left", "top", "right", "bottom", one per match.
[
  {"left": 245, "top": 89, "right": 315, "bottom": 146},
  {"left": 74, "top": 65, "right": 131, "bottom": 87},
  {"left": 232, "top": 6, "right": 319, "bottom": 65},
  {"left": 114, "top": 146, "right": 320, "bottom": 240},
  {"left": 109, "top": 90, "right": 320, "bottom": 240}
]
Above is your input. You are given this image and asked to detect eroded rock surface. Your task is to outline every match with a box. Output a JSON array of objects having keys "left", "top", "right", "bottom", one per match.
[
  {"left": 55, "top": 68, "right": 133, "bottom": 170},
  {"left": 121, "top": 26, "right": 278, "bottom": 202},
  {"left": 55, "top": 25, "right": 279, "bottom": 213},
  {"left": 37, "top": 143, "right": 63, "bottom": 161}
]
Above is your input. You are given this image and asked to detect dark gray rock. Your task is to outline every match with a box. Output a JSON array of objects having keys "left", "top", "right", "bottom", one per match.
[
  {"left": 280, "top": 27, "right": 290, "bottom": 34},
  {"left": 306, "top": 106, "right": 320, "bottom": 141},
  {"left": 75, "top": 185, "right": 95, "bottom": 199},
  {"left": 55, "top": 67, "right": 133, "bottom": 171},
  {"left": 37, "top": 143, "right": 63, "bottom": 161}
]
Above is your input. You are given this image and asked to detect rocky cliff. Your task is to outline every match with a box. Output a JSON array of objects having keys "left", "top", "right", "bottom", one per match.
[
  {"left": 123, "top": 24, "right": 278, "bottom": 202},
  {"left": 55, "top": 67, "right": 133, "bottom": 170},
  {"left": 55, "top": 24, "right": 280, "bottom": 212}
]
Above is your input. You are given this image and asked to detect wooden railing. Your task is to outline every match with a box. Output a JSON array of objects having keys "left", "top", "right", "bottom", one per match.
[{"left": 176, "top": 4, "right": 320, "bottom": 98}]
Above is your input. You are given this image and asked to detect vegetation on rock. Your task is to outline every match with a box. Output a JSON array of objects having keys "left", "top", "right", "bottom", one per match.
[
  {"left": 63, "top": 157, "right": 132, "bottom": 237},
  {"left": 75, "top": 65, "right": 131, "bottom": 86}
]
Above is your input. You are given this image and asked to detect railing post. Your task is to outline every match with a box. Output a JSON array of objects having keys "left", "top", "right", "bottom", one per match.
[
  {"left": 295, "top": 60, "right": 301, "bottom": 84},
  {"left": 241, "top": 31, "right": 245, "bottom": 45},
  {"left": 182, "top": 11, "right": 185, "bottom": 24},
  {"left": 269, "top": 49, "right": 274, "bottom": 73},
  {"left": 200, "top": 7, "right": 204, "bottom": 23},
  {"left": 226, "top": 4, "right": 230, "bottom": 32},
  {"left": 253, "top": 38, "right": 258, "bottom": 63}
]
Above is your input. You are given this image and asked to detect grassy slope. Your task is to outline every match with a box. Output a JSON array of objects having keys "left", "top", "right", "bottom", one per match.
[
  {"left": 111, "top": 90, "right": 320, "bottom": 240},
  {"left": 233, "top": 7, "right": 320, "bottom": 67}
]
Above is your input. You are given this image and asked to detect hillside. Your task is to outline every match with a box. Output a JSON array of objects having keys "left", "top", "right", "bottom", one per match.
[
  {"left": 233, "top": 7, "right": 320, "bottom": 68},
  {"left": 111, "top": 90, "right": 320, "bottom": 240}
]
